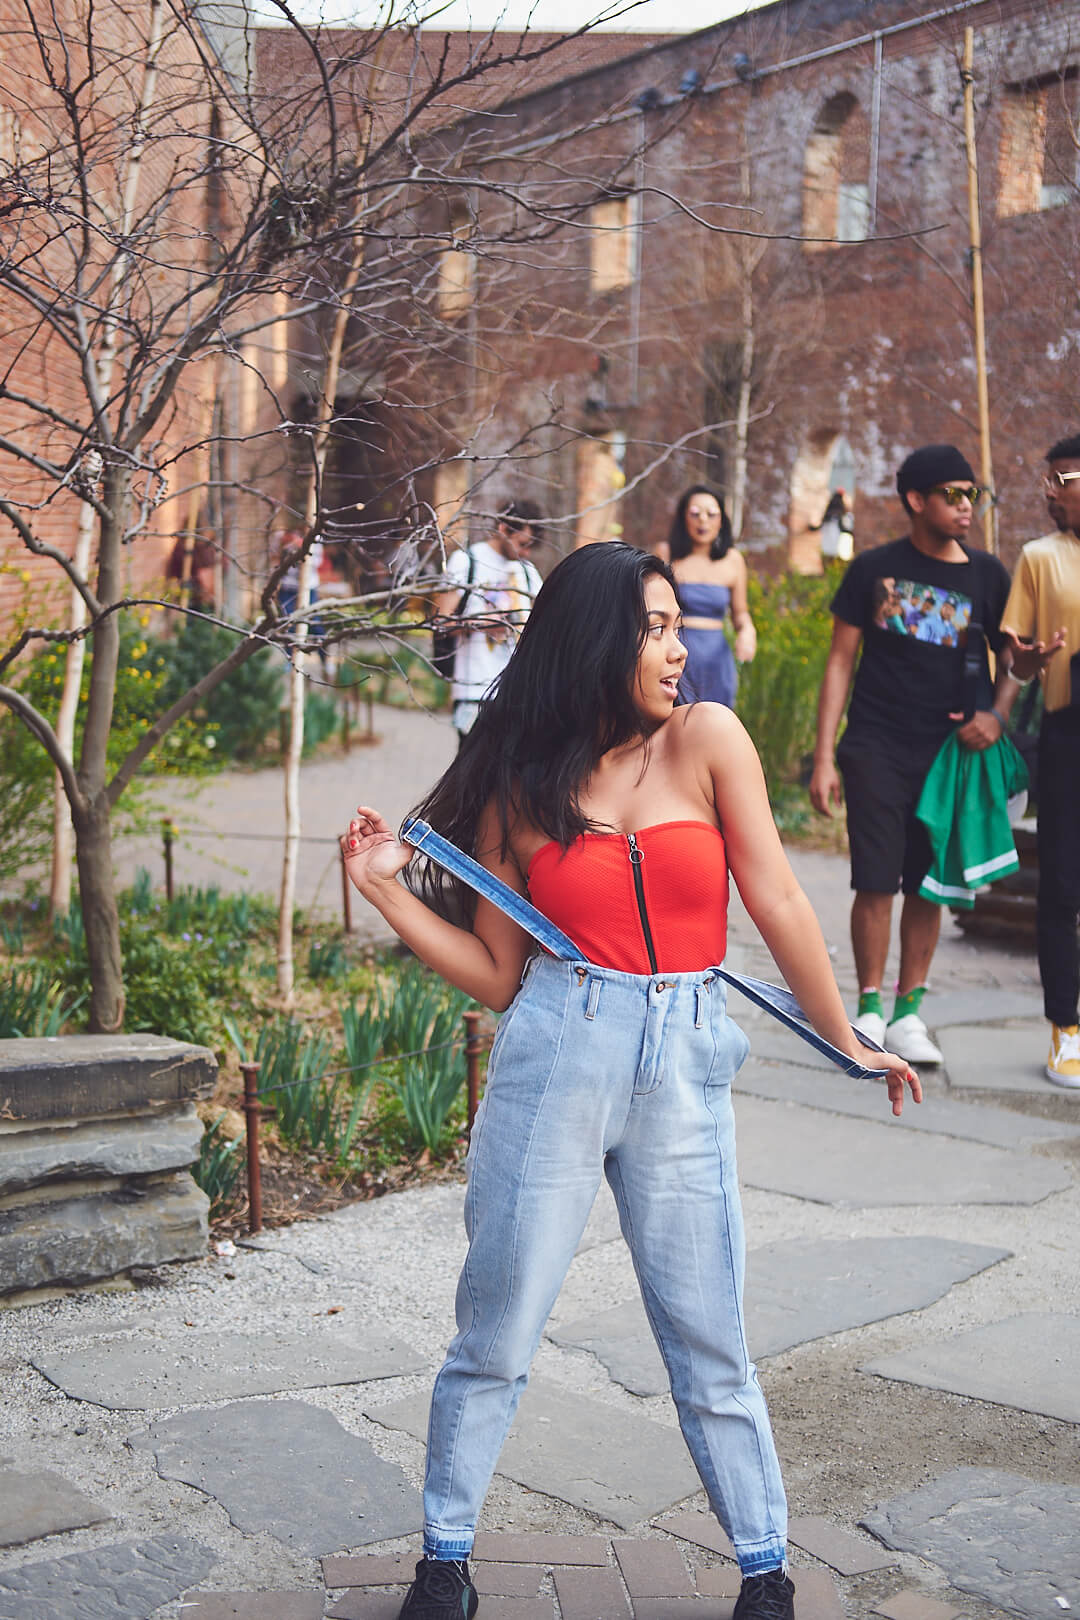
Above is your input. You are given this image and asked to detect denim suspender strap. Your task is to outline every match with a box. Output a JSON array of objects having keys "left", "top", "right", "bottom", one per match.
[
  {"left": 401, "top": 817, "right": 584, "bottom": 959},
  {"left": 400, "top": 817, "right": 887, "bottom": 1081}
]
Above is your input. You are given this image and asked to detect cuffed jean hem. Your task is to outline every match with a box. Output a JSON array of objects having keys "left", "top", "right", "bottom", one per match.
[
  {"left": 737, "top": 1541, "right": 788, "bottom": 1576},
  {"left": 423, "top": 1530, "right": 474, "bottom": 1560}
]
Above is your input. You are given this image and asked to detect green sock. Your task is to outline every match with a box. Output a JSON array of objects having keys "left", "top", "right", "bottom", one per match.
[
  {"left": 892, "top": 985, "right": 927, "bottom": 1022},
  {"left": 857, "top": 989, "right": 884, "bottom": 1019}
]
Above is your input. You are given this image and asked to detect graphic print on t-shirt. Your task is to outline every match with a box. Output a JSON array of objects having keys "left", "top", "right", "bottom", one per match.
[{"left": 872, "top": 577, "right": 973, "bottom": 648}]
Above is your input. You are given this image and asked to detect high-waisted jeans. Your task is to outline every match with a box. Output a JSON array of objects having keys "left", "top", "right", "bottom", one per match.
[{"left": 422, "top": 953, "right": 788, "bottom": 1575}]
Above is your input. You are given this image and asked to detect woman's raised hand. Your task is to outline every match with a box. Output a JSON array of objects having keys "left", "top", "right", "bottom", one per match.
[{"left": 340, "top": 806, "right": 413, "bottom": 894}]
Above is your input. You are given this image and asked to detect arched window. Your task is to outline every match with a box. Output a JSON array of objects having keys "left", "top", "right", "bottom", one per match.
[{"left": 802, "top": 92, "right": 870, "bottom": 250}]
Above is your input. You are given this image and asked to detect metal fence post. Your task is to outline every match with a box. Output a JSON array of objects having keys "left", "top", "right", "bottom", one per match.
[
  {"left": 463, "top": 1008, "right": 482, "bottom": 1132},
  {"left": 240, "top": 1061, "right": 263, "bottom": 1234},
  {"left": 162, "top": 818, "right": 175, "bottom": 903},
  {"left": 341, "top": 847, "right": 353, "bottom": 934}
]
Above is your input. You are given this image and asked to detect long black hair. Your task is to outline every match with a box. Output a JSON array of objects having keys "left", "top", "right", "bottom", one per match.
[
  {"left": 404, "top": 542, "right": 677, "bottom": 922},
  {"left": 667, "top": 484, "right": 734, "bottom": 561}
]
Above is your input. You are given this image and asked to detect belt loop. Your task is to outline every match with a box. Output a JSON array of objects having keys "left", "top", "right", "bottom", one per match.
[
  {"left": 585, "top": 976, "right": 602, "bottom": 1020},
  {"left": 694, "top": 984, "right": 705, "bottom": 1029}
]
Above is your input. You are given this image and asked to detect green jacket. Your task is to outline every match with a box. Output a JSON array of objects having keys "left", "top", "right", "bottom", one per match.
[{"left": 915, "top": 731, "right": 1029, "bottom": 908}]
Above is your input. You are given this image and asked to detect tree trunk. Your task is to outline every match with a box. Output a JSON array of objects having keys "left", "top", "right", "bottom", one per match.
[
  {"left": 49, "top": 503, "right": 94, "bottom": 920},
  {"left": 73, "top": 793, "right": 125, "bottom": 1033}
]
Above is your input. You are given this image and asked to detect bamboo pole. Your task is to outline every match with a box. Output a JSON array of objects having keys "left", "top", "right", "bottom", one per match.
[{"left": 962, "top": 27, "right": 998, "bottom": 554}]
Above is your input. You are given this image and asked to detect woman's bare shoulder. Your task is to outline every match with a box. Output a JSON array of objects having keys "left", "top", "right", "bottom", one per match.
[{"left": 671, "top": 700, "right": 747, "bottom": 742}]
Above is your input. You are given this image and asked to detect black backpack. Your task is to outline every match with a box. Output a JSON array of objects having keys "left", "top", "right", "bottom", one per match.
[{"left": 431, "top": 547, "right": 476, "bottom": 681}]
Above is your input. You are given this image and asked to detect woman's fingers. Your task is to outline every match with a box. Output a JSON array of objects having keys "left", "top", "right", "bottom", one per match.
[{"left": 885, "top": 1059, "right": 922, "bottom": 1116}]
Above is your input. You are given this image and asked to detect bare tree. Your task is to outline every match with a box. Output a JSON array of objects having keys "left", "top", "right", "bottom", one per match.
[{"left": 0, "top": 0, "right": 728, "bottom": 1030}]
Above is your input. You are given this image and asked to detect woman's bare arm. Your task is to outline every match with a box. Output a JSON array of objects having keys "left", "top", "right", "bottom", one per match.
[
  {"left": 729, "top": 551, "right": 756, "bottom": 663},
  {"left": 688, "top": 706, "right": 920, "bottom": 1116},
  {"left": 341, "top": 806, "right": 533, "bottom": 1011}
]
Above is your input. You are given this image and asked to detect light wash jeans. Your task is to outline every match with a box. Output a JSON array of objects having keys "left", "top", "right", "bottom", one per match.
[{"left": 422, "top": 952, "right": 788, "bottom": 1575}]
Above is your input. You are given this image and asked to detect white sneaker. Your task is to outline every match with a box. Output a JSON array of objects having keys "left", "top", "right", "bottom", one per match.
[
  {"left": 1046, "top": 1024, "right": 1080, "bottom": 1088},
  {"left": 885, "top": 1012, "right": 944, "bottom": 1064},
  {"left": 853, "top": 1010, "right": 887, "bottom": 1048}
]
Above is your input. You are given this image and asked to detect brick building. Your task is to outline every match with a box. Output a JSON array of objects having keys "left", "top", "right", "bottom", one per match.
[{"left": 315, "top": 0, "right": 1080, "bottom": 572}]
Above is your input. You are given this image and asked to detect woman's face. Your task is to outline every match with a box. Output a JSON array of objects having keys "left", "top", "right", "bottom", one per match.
[
  {"left": 684, "top": 492, "right": 724, "bottom": 551},
  {"left": 632, "top": 575, "right": 686, "bottom": 725}
]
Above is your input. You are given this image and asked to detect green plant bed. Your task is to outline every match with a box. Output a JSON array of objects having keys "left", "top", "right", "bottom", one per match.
[
  {"left": 3, "top": 872, "right": 481, "bottom": 1220},
  {"left": 736, "top": 566, "right": 841, "bottom": 801}
]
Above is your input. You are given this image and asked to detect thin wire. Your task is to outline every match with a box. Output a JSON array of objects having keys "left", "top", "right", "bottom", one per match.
[
  {"left": 249, "top": 1034, "right": 490, "bottom": 1096},
  {"left": 158, "top": 829, "right": 344, "bottom": 846}
]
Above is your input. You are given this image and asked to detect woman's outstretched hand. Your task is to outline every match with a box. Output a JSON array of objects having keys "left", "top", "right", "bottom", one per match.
[
  {"left": 858, "top": 1044, "right": 922, "bottom": 1117},
  {"left": 340, "top": 806, "right": 413, "bottom": 896}
]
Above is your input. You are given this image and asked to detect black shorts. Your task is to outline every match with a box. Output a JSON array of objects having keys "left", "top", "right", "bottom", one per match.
[{"left": 836, "top": 729, "right": 945, "bottom": 895}]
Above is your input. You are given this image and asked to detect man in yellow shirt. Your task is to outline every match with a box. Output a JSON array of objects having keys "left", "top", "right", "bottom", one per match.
[{"left": 1002, "top": 434, "right": 1080, "bottom": 1087}]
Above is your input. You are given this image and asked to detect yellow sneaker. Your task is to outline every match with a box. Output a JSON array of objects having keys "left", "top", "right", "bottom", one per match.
[{"left": 1046, "top": 1024, "right": 1080, "bottom": 1088}]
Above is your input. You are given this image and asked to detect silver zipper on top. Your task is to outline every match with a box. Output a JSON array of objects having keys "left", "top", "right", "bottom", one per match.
[{"left": 627, "top": 833, "right": 659, "bottom": 975}]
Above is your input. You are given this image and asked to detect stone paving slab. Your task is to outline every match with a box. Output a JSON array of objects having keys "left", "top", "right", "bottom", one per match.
[
  {"left": 323, "top": 1553, "right": 419, "bottom": 1587},
  {"left": 863, "top": 1311, "right": 1080, "bottom": 1423},
  {"left": 790, "top": 1568, "right": 846, "bottom": 1620},
  {"left": 614, "top": 1538, "right": 695, "bottom": 1598},
  {"left": 735, "top": 1097, "right": 1071, "bottom": 1205},
  {"left": 472, "top": 1534, "right": 612, "bottom": 1566},
  {"left": 132, "top": 1399, "right": 421, "bottom": 1555},
  {"left": 181, "top": 1595, "right": 324, "bottom": 1619},
  {"left": 736, "top": 1060, "right": 1079, "bottom": 1146},
  {"left": 327, "top": 1594, "right": 404, "bottom": 1620},
  {"left": 475, "top": 1565, "right": 546, "bottom": 1596},
  {"left": 0, "top": 1535, "right": 214, "bottom": 1620},
  {"left": 551, "top": 1238, "right": 1010, "bottom": 1395},
  {"left": 861, "top": 1467, "right": 1080, "bottom": 1620},
  {"left": 35, "top": 1323, "right": 426, "bottom": 1409},
  {"left": 651, "top": 1513, "right": 736, "bottom": 1562},
  {"left": 872, "top": 1592, "right": 963, "bottom": 1620},
  {"left": 786, "top": 1514, "right": 898, "bottom": 1575},
  {"left": 0, "top": 1467, "right": 111, "bottom": 1548},
  {"left": 938, "top": 1022, "right": 1058, "bottom": 1094},
  {"left": 368, "top": 1380, "right": 701, "bottom": 1528},
  {"left": 553, "top": 1563, "right": 631, "bottom": 1617}
]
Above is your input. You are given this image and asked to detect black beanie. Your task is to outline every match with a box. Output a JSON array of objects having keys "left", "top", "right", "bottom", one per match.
[{"left": 896, "top": 444, "right": 977, "bottom": 503}]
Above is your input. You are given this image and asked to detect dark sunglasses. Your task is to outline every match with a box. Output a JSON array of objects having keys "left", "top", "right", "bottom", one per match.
[{"left": 926, "top": 484, "right": 984, "bottom": 507}]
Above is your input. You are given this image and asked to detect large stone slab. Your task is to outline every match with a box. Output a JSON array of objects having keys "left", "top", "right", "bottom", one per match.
[
  {"left": 736, "top": 1061, "right": 1078, "bottom": 1148},
  {"left": 0, "top": 1105, "right": 203, "bottom": 1196},
  {"left": 35, "top": 1322, "right": 427, "bottom": 1409},
  {"left": 133, "top": 1399, "right": 421, "bottom": 1554},
  {"left": 0, "top": 1035, "right": 215, "bottom": 1124},
  {"left": 734, "top": 1097, "right": 1070, "bottom": 1206},
  {"left": 368, "top": 1377, "right": 701, "bottom": 1528},
  {"left": 0, "top": 1534, "right": 214, "bottom": 1620},
  {"left": 863, "top": 1312, "right": 1080, "bottom": 1423},
  {"left": 0, "top": 1468, "right": 111, "bottom": 1547},
  {"left": 861, "top": 1467, "right": 1080, "bottom": 1619},
  {"left": 937, "top": 1022, "right": 1060, "bottom": 1094},
  {"left": 0, "top": 1173, "right": 208, "bottom": 1294},
  {"left": 550, "top": 1238, "right": 1009, "bottom": 1396}
]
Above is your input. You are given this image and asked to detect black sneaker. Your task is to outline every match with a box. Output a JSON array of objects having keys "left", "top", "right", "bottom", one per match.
[
  {"left": 733, "top": 1566, "right": 796, "bottom": 1620},
  {"left": 397, "top": 1556, "right": 479, "bottom": 1619}
]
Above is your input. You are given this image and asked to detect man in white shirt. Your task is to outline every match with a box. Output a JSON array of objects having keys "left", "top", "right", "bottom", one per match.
[{"left": 435, "top": 501, "right": 543, "bottom": 742}]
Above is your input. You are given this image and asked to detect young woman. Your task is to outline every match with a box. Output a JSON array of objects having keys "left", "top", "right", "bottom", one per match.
[
  {"left": 341, "top": 543, "right": 919, "bottom": 1620},
  {"left": 658, "top": 484, "right": 756, "bottom": 709}
]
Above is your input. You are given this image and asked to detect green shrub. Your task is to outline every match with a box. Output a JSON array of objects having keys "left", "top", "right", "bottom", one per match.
[
  {"left": 0, "top": 965, "right": 85, "bottom": 1037},
  {"left": 193, "top": 1117, "right": 242, "bottom": 1218},
  {"left": 158, "top": 615, "right": 284, "bottom": 764},
  {"left": 737, "top": 568, "right": 840, "bottom": 796}
]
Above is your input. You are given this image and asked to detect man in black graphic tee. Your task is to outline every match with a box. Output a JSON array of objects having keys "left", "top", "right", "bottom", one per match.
[{"left": 810, "top": 444, "right": 1015, "bottom": 1064}]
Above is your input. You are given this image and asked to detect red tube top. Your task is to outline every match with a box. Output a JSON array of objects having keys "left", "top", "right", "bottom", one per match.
[{"left": 526, "top": 820, "right": 728, "bottom": 974}]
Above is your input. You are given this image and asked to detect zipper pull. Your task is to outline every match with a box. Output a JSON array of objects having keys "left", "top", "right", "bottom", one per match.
[{"left": 628, "top": 832, "right": 643, "bottom": 864}]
